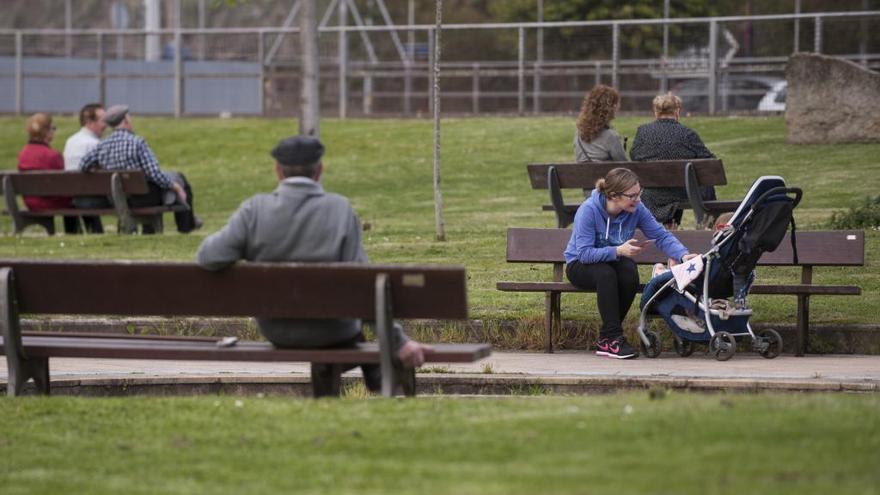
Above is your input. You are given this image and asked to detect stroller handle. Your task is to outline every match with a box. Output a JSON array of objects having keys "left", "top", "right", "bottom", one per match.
[{"left": 752, "top": 186, "right": 803, "bottom": 210}]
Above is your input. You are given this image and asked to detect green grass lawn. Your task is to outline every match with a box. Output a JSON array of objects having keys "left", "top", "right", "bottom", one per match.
[
  {"left": 0, "top": 393, "right": 878, "bottom": 495},
  {"left": 1, "top": 115, "right": 878, "bottom": 344}
]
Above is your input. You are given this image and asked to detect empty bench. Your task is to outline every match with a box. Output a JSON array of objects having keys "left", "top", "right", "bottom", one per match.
[
  {"left": 2, "top": 170, "right": 187, "bottom": 234},
  {"left": 0, "top": 260, "right": 490, "bottom": 397},
  {"left": 527, "top": 159, "right": 741, "bottom": 228},
  {"left": 496, "top": 228, "right": 864, "bottom": 356}
]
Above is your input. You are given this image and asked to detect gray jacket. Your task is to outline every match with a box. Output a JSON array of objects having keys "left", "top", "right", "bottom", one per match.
[
  {"left": 196, "top": 177, "right": 371, "bottom": 348},
  {"left": 573, "top": 128, "right": 629, "bottom": 162}
]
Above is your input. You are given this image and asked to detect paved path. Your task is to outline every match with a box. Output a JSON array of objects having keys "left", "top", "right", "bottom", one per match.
[{"left": 3, "top": 352, "right": 879, "bottom": 393}]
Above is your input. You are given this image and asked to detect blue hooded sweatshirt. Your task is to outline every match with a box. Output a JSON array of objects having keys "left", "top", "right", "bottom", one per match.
[{"left": 563, "top": 189, "right": 689, "bottom": 265}]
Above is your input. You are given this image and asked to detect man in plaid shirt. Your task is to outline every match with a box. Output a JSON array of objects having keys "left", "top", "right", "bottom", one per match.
[{"left": 80, "top": 105, "right": 201, "bottom": 233}]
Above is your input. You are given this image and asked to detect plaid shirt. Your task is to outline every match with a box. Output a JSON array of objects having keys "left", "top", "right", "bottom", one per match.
[{"left": 79, "top": 128, "right": 172, "bottom": 189}]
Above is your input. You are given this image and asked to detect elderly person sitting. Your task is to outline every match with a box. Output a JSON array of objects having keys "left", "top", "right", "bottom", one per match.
[{"left": 629, "top": 93, "right": 716, "bottom": 228}]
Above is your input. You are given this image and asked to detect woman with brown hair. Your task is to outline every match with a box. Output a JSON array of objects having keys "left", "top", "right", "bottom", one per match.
[
  {"left": 17, "top": 113, "right": 80, "bottom": 234},
  {"left": 573, "top": 85, "right": 628, "bottom": 162},
  {"left": 564, "top": 167, "right": 698, "bottom": 359}
]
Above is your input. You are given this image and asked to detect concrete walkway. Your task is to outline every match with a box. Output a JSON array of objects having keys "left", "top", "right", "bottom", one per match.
[{"left": 3, "top": 351, "right": 879, "bottom": 394}]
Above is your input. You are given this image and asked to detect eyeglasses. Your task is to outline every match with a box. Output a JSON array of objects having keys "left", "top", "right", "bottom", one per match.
[{"left": 618, "top": 190, "right": 642, "bottom": 200}]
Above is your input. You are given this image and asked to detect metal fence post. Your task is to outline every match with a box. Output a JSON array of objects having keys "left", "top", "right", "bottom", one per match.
[
  {"left": 97, "top": 32, "right": 106, "bottom": 106},
  {"left": 338, "top": 0, "right": 348, "bottom": 119},
  {"left": 594, "top": 61, "right": 601, "bottom": 87},
  {"left": 814, "top": 16, "right": 823, "bottom": 53},
  {"left": 518, "top": 26, "right": 525, "bottom": 115},
  {"left": 661, "top": 0, "right": 670, "bottom": 93},
  {"left": 472, "top": 62, "right": 480, "bottom": 114},
  {"left": 174, "top": 29, "right": 183, "bottom": 117},
  {"left": 15, "top": 31, "right": 22, "bottom": 116},
  {"left": 708, "top": 19, "right": 718, "bottom": 116},
  {"left": 257, "top": 31, "right": 265, "bottom": 116},
  {"left": 611, "top": 22, "right": 620, "bottom": 90},
  {"left": 533, "top": 1, "right": 543, "bottom": 115},
  {"left": 794, "top": 0, "right": 801, "bottom": 52},
  {"left": 427, "top": 27, "right": 434, "bottom": 116}
]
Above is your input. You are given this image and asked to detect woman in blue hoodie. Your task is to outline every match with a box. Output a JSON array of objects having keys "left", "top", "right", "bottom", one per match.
[{"left": 564, "top": 167, "right": 698, "bottom": 359}]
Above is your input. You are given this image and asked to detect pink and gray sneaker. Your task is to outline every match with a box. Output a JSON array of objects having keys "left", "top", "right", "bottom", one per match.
[{"left": 596, "top": 336, "right": 638, "bottom": 359}]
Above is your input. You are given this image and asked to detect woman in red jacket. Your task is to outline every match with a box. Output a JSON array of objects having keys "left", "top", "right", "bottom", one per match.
[{"left": 17, "top": 113, "right": 80, "bottom": 234}]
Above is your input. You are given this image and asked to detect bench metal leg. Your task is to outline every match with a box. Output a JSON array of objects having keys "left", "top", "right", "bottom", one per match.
[
  {"left": 110, "top": 173, "right": 138, "bottom": 234},
  {"left": 544, "top": 292, "right": 560, "bottom": 353},
  {"left": 395, "top": 365, "right": 416, "bottom": 397},
  {"left": 1, "top": 267, "right": 51, "bottom": 397},
  {"left": 796, "top": 294, "right": 810, "bottom": 357},
  {"left": 310, "top": 363, "right": 343, "bottom": 397}
]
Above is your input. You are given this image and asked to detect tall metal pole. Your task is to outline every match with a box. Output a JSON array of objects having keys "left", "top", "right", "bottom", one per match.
[
  {"left": 661, "top": 0, "right": 670, "bottom": 93},
  {"left": 708, "top": 20, "right": 718, "bottom": 115},
  {"left": 98, "top": 33, "right": 106, "bottom": 106},
  {"left": 432, "top": 0, "right": 446, "bottom": 242},
  {"left": 338, "top": 0, "right": 348, "bottom": 119},
  {"left": 65, "top": 0, "right": 73, "bottom": 58},
  {"left": 257, "top": 31, "right": 265, "bottom": 116},
  {"left": 814, "top": 16, "right": 823, "bottom": 53},
  {"left": 15, "top": 32, "right": 23, "bottom": 116},
  {"left": 611, "top": 23, "right": 619, "bottom": 89},
  {"left": 144, "top": 0, "right": 161, "bottom": 61},
  {"left": 533, "top": 0, "right": 543, "bottom": 114},
  {"left": 518, "top": 26, "right": 525, "bottom": 115},
  {"left": 793, "top": 0, "right": 801, "bottom": 53},
  {"left": 174, "top": 29, "right": 183, "bottom": 117},
  {"left": 404, "top": 0, "right": 414, "bottom": 115},
  {"left": 198, "top": 0, "right": 206, "bottom": 60},
  {"left": 299, "top": 0, "right": 321, "bottom": 136}
]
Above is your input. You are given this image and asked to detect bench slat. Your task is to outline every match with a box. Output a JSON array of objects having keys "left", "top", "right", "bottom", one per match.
[
  {"left": 0, "top": 260, "right": 469, "bottom": 320},
  {"left": 1, "top": 170, "right": 149, "bottom": 196},
  {"left": 0, "top": 335, "right": 491, "bottom": 364},
  {"left": 505, "top": 228, "right": 865, "bottom": 266},
  {"left": 496, "top": 281, "right": 860, "bottom": 296},
  {"left": 528, "top": 159, "right": 726, "bottom": 189},
  {"left": 17, "top": 206, "right": 189, "bottom": 217}
]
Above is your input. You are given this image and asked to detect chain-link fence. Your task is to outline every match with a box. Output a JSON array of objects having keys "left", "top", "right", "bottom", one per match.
[{"left": 1, "top": 10, "right": 878, "bottom": 117}]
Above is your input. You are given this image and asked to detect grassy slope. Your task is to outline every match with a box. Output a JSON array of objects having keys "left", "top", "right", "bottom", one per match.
[
  {"left": 0, "top": 115, "right": 877, "bottom": 332},
  {"left": 1, "top": 393, "right": 878, "bottom": 495}
]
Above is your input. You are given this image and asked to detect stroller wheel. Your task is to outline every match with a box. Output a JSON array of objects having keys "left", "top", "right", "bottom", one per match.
[
  {"left": 673, "top": 338, "right": 695, "bottom": 357},
  {"left": 640, "top": 330, "right": 662, "bottom": 358},
  {"left": 756, "top": 328, "right": 783, "bottom": 359},
  {"left": 710, "top": 331, "right": 736, "bottom": 361}
]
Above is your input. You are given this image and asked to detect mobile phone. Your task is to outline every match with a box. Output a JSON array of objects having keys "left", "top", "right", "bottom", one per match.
[{"left": 634, "top": 239, "right": 655, "bottom": 246}]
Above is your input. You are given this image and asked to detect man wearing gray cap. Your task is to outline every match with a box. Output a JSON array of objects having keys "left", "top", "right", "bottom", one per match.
[
  {"left": 196, "top": 135, "right": 429, "bottom": 391},
  {"left": 79, "top": 105, "right": 201, "bottom": 233}
]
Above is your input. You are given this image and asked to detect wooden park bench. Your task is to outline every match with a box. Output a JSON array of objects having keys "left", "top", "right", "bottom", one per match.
[
  {"left": 0, "top": 260, "right": 490, "bottom": 398},
  {"left": 2, "top": 170, "right": 187, "bottom": 234},
  {"left": 496, "top": 228, "right": 864, "bottom": 356},
  {"left": 527, "top": 159, "right": 741, "bottom": 228}
]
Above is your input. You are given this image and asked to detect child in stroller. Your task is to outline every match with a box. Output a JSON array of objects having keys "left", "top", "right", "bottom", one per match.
[{"left": 637, "top": 175, "right": 802, "bottom": 361}]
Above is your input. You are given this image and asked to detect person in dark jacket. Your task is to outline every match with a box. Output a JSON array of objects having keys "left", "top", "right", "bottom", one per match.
[
  {"left": 564, "top": 167, "right": 699, "bottom": 359},
  {"left": 630, "top": 92, "right": 716, "bottom": 227}
]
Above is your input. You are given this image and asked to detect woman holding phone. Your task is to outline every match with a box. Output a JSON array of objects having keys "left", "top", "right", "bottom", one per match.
[{"left": 564, "top": 167, "right": 699, "bottom": 359}]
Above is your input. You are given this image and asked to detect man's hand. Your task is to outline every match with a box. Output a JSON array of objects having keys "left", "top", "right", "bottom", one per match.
[{"left": 397, "top": 340, "right": 432, "bottom": 368}]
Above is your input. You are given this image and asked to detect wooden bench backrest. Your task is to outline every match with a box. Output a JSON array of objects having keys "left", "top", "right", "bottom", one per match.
[
  {"left": 1, "top": 170, "right": 150, "bottom": 196},
  {"left": 0, "top": 260, "right": 468, "bottom": 319},
  {"left": 527, "top": 159, "right": 726, "bottom": 190},
  {"left": 506, "top": 228, "right": 865, "bottom": 266}
]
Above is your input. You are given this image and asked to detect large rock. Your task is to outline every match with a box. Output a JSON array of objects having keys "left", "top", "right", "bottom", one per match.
[{"left": 786, "top": 53, "right": 880, "bottom": 144}]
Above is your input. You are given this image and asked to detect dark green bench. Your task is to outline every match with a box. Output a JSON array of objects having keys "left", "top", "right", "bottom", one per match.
[
  {"left": 497, "top": 228, "right": 865, "bottom": 356},
  {"left": 0, "top": 260, "right": 490, "bottom": 398},
  {"left": 2, "top": 170, "right": 187, "bottom": 234}
]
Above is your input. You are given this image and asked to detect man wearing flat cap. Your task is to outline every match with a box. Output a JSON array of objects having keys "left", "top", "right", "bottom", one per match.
[
  {"left": 79, "top": 104, "right": 201, "bottom": 233},
  {"left": 196, "top": 135, "right": 429, "bottom": 390}
]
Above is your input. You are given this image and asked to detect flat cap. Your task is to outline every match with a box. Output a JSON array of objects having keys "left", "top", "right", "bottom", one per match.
[
  {"left": 271, "top": 135, "right": 324, "bottom": 167},
  {"left": 103, "top": 105, "right": 129, "bottom": 126}
]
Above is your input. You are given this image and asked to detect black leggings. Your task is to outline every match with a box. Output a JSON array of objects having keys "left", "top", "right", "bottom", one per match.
[{"left": 565, "top": 258, "right": 639, "bottom": 339}]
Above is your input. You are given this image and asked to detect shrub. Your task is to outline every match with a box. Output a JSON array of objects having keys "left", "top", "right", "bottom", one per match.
[{"left": 828, "top": 195, "right": 880, "bottom": 230}]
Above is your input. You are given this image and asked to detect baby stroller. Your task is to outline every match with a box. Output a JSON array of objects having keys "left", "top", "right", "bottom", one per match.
[{"left": 637, "top": 176, "right": 802, "bottom": 361}]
